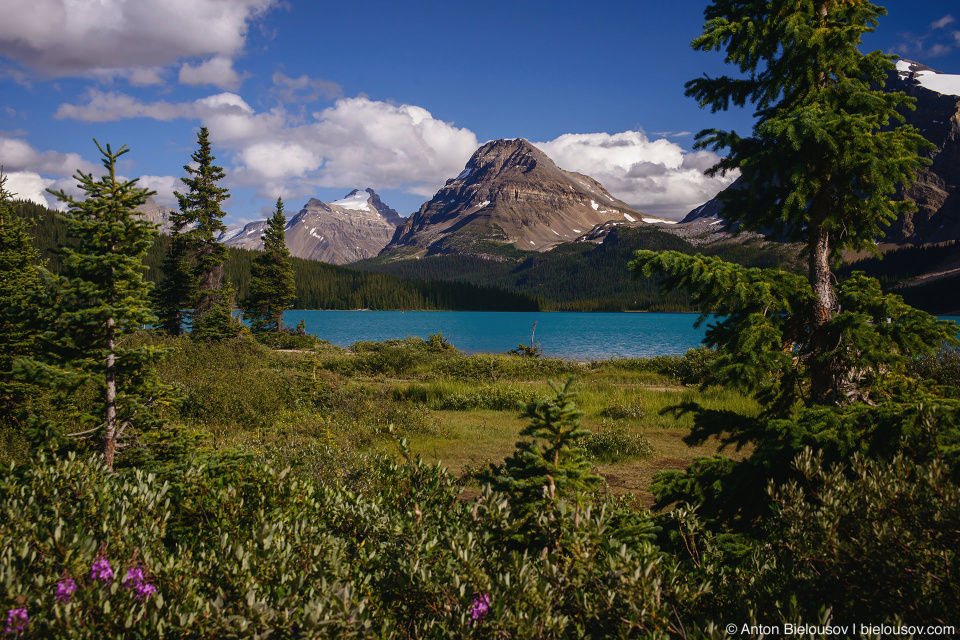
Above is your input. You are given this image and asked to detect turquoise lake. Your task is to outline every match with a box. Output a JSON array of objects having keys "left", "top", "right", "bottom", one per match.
[
  {"left": 284, "top": 310, "right": 960, "bottom": 361},
  {"left": 286, "top": 310, "right": 713, "bottom": 360}
]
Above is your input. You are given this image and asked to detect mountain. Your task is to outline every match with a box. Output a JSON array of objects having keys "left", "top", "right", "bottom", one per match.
[
  {"left": 887, "top": 60, "right": 960, "bottom": 244},
  {"left": 134, "top": 197, "right": 176, "bottom": 234},
  {"left": 383, "top": 138, "right": 670, "bottom": 256},
  {"left": 682, "top": 59, "right": 960, "bottom": 248},
  {"left": 223, "top": 189, "right": 398, "bottom": 265}
]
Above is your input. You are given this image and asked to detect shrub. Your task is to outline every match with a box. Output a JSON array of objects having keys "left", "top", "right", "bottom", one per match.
[
  {"left": 0, "top": 451, "right": 704, "bottom": 638},
  {"left": 583, "top": 420, "right": 654, "bottom": 463},
  {"left": 907, "top": 348, "right": 960, "bottom": 389}
]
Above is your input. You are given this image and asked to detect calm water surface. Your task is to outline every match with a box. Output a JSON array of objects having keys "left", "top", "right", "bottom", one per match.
[
  {"left": 286, "top": 311, "right": 712, "bottom": 360},
  {"left": 284, "top": 310, "right": 960, "bottom": 361}
]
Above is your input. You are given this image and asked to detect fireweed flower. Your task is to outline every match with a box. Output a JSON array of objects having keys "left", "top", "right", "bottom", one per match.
[
  {"left": 90, "top": 556, "right": 114, "bottom": 583},
  {"left": 123, "top": 564, "right": 157, "bottom": 601},
  {"left": 468, "top": 594, "right": 491, "bottom": 624},
  {"left": 55, "top": 578, "right": 77, "bottom": 603},
  {"left": 5, "top": 608, "right": 28, "bottom": 634}
]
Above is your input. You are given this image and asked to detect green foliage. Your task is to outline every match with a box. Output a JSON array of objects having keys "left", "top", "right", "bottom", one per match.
[
  {"left": 398, "top": 381, "right": 541, "bottom": 412},
  {"left": 0, "top": 172, "right": 44, "bottom": 436},
  {"left": 639, "top": 346, "right": 718, "bottom": 387},
  {"left": 686, "top": 0, "right": 933, "bottom": 403},
  {"left": 652, "top": 380, "right": 960, "bottom": 527},
  {"left": 0, "top": 450, "right": 702, "bottom": 639},
  {"left": 631, "top": 252, "right": 958, "bottom": 413},
  {"left": 242, "top": 197, "right": 296, "bottom": 333},
  {"left": 582, "top": 420, "right": 654, "bottom": 463},
  {"left": 188, "top": 293, "right": 243, "bottom": 343},
  {"left": 18, "top": 142, "right": 173, "bottom": 468},
  {"left": 764, "top": 449, "right": 960, "bottom": 622},
  {"left": 480, "top": 378, "right": 602, "bottom": 517},
  {"left": 426, "top": 331, "right": 454, "bottom": 352},
  {"left": 908, "top": 348, "right": 960, "bottom": 390}
]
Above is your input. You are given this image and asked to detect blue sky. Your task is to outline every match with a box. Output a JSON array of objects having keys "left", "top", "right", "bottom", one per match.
[{"left": 2, "top": 0, "right": 959, "bottom": 225}]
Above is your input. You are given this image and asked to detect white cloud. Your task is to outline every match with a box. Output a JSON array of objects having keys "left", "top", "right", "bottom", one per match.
[
  {"left": 51, "top": 89, "right": 735, "bottom": 218},
  {"left": 179, "top": 56, "right": 246, "bottom": 91},
  {"left": 0, "top": 133, "right": 98, "bottom": 176},
  {"left": 932, "top": 15, "right": 955, "bottom": 30},
  {"left": 535, "top": 131, "right": 738, "bottom": 220},
  {"left": 0, "top": 0, "right": 278, "bottom": 81},
  {"left": 3, "top": 171, "right": 56, "bottom": 207},
  {"left": 137, "top": 175, "right": 180, "bottom": 207},
  {"left": 272, "top": 72, "right": 342, "bottom": 104}
]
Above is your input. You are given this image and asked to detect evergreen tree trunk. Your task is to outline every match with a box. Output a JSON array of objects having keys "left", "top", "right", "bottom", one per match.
[{"left": 808, "top": 214, "right": 837, "bottom": 404}]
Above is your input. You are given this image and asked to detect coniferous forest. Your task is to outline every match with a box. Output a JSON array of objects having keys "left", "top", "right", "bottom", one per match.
[{"left": 1, "top": 2, "right": 959, "bottom": 639}]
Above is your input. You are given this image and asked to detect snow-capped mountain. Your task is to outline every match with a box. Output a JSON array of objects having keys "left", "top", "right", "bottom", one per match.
[
  {"left": 384, "top": 138, "right": 669, "bottom": 256},
  {"left": 223, "top": 188, "right": 398, "bottom": 265}
]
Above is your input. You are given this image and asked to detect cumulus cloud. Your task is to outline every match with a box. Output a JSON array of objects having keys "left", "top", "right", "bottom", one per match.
[
  {"left": 137, "top": 175, "right": 180, "bottom": 207},
  {"left": 3, "top": 171, "right": 56, "bottom": 207},
  {"left": 272, "top": 72, "right": 342, "bottom": 104},
  {"left": 535, "top": 131, "right": 737, "bottom": 220},
  {"left": 0, "top": 0, "right": 278, "bottom": 81},
  {"left": 52, "top": 89, "right": 735, "bottom": 218},
  {"left": 0, "top": 132, "right": 98, "bottom": 176},
  {"left": 179, "top": 56, "right": 247, "bottom": 91}
]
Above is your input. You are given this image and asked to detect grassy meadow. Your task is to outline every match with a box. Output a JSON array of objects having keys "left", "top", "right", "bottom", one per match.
[{"left": 131, "top": 332, "right": 754, "bottom": 505}]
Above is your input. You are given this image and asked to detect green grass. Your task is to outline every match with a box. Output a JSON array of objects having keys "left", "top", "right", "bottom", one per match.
[{"left": 89, "top": 333, "right": 758, "bottom": 506}]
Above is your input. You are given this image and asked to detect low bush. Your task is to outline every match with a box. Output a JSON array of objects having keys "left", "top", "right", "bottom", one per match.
[
  {"left": 0, "top": 451, "right": 703, "bottom": 639},
  {"left": 583, "top": 420, "right": 654, "bottom": 462},
  {"left": 907, "top": 348, "right": 960, "bottom": 389}
]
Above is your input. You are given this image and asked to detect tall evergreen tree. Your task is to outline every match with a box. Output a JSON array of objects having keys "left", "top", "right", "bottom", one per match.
[
  {"left": 25, "top": 141, "right": 171, "bottom": 469},
  {"left": 174, "top": 127, "right": 239, "bottom": 340},
  {"left": 0, "top": 171, "right": 44, "bottom": 434},
  {"left": 664, "top": 0, "right": 933, "bottom": 404},
  {"left": 152, "top": 210, "right": 196, "bottom": 336},
  {"left": 242, "top": 197, "right": 296, "bottom": 333}
]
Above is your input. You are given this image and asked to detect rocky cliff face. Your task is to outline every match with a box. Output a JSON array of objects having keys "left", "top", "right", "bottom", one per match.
[
  {"left": 681, "top": 59, "right": 960, "bottom": 246},
  {"left": 384, "top": 139, "right": 661, "bottom": 255},
  {"left": 887, "top": 60, "right": 960, "bottom": 244},
  {"left": 134, "top": 197, "right": 176, "bottom": 234},
  {"left": 223, "top": 189, "right": 397, "bottom": 265}
]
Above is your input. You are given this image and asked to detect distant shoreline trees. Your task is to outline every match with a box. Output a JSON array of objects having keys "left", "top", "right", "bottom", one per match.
[{"left": 242, "top": 197, "right": 296, "bottom": 333}]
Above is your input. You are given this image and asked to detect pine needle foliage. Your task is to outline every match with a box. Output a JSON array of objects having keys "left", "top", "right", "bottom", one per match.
[
  {"left": 242, "top": 197, "right": 296, "bottom": 333},
  {"left": 21, "top": 141, "right": 173, "bottom": 469},
  {"left": 682, "top": 0, "right": 934, "bottom": 404},
  {"left": 0, "top": 171, "right": 44, "bottom": 431},
  {"left": 164, "top": 126, "right": 240, "bottom": 340},
  {"left": 480, "top": 377, "right": 601, "bottom": 515}
]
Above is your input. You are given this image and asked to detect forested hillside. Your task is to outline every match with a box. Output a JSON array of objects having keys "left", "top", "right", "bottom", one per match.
[
  {"left": 355, "top": 226, "right": 802, "bottom": 311},
  {"left": 13, "top": 200, "right": 542, "bottom": 311}
]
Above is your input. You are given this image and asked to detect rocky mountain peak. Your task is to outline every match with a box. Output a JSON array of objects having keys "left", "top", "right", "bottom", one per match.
[
  {"left": 385, "top": 138, "right": 644, "bottom": 255},
  {"left": 224, "top": 190, "right": 399, "bottom": 265}
]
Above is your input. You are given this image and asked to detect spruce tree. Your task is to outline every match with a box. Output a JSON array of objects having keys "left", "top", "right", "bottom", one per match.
[
  {"left": 174, "top": 127, "right": 239, "bottom": 340},
  {"left": 654, "top": 0, "right": 933, "bottom": 404},
  {"left": 26, "top": 141, "right": 171, "bottom": 469},
  {"left": 481, "top": 377, "right": 601, "bottom": 515},
  {"left": 153, "top": 206, "right": 197, "bottom": 336},
  {"left": 242, "top": 197, "right": 296, "bottom": 333},
  {"left": 0, "top": 171, "right": 44, "bottom": 434},
  {"left": 628, "top": 2, "right": 958, "bottom": 529}
]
